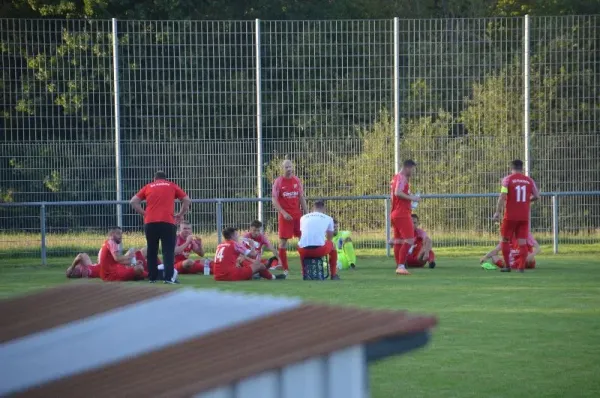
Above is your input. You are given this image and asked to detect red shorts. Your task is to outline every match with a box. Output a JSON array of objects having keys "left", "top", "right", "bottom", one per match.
[
  {"left": 406, "top": 248, "right": 435, "bottom": 267},
  {"left": 88, "top": 264, "right": 101, "bottom": 278},
  {"left": 501, "top": 219, "right": 529, "bottom": 240},
  {"left": 278, "top": 213, "right": 301, "bottom": 240},
  {"left": 512, "top": 255, "right": 536, "bottom": 269},
  {"left": 102, "top": 265, "right": 145, "bottom": 282},
  {"left": 214, "top": 263, "right": 254, "bottom": 281},
  {"left": 298, "top": 240, "right": 335, "bottom": 259},
  {"left": 391, "top": 217, "right": 415, "bottom": 240},
  {"left": 176, "top": 260, "right": 209, "bottom": 274}
]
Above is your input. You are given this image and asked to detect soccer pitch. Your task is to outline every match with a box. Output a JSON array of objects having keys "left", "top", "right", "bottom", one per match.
[{"left": 1, "top": 250, "right": 599, "bottom": 398}]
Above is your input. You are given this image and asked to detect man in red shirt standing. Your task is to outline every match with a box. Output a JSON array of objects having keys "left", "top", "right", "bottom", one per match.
[
  {"left": 271, "top": 159, "right": 308, "bottom": 275},
  {"left": 213, "top": 227, "right": 286, "bottom": 281},
  {"left": 390, "top": 159, "right": 421, "bottom": 275},
  {"left": 98, "top": 227, "right": 146, "bottom": 281},
  {"left": 130, "top": 170, "right": 191, "bottom": 284},
  {"left": 493, "top": 159, "right": 540, "bottom": 273}
]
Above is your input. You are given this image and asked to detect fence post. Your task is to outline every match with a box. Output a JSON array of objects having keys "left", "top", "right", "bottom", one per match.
[
  {"left": 255, "top": 18, "right": 264, "bottom": 222},
  {"left": 385, "top": 198, "right": 391, "bottom": 257},
  {"left": 112, "top": 17, "right": 123, "bottom": 227},
  {"left": 393, "top": 17, "right": 400, "bottom": 174},
  {"left": 523, "top": 14, "right": 531, "bottom": 176},
  {"left": 40, "top": 204, "right": 47, "bottom": 266},
  {"left": 552, "top": 195, "right": 559, "bottom": 254},
  {"left": 216, "top": 201, "right": 223, "bottom": 244}
]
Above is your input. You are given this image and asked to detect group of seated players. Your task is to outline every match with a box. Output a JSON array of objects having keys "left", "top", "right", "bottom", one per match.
[{"left": 66, "top": 214, "right": 540, "bottom": 282}]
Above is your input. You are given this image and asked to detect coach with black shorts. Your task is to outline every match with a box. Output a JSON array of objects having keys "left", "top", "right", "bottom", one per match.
[{"left": 130, "top": 171, "right": 191, "bottom": 284}]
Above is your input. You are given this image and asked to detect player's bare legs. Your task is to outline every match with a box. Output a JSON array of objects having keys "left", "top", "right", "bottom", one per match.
[
  {"left": 66, "top": 253, "right": 92, "bottom": 278},
  {"left": 396, "top": 238, "right": 414, "bottom": 275},
  {"left": 278, "top": 238, "right": 290, "bottom": 275}
]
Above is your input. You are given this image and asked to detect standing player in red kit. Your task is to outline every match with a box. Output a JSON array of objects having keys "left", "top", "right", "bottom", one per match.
[
  {"left": 493, "top": 159, "right": 540, "bottom": 273},
  {"left": 390, "top": 160, "right": 421, "bottom": 275},
  {"left": 272, "top": 159, "right": 308, "bottom": 275}
]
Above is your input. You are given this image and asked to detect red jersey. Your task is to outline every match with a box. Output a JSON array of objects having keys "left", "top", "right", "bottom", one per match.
[
  {"left": 272, "top": 176, "right": 304, "bottom": 218},
  {"left": 213, "top": 240, "right": 251, "bottom": 279},
  {"left": 174, "top": 235, "right": 194, "bottom": 263},
  {"left": 242, "top": 232, "right": 271, "bottom": 251},
  {"left": 99, "top": 239, "right": 121, "bottom": 280},
  {"left": 414, "top": 228, "right": 428, "bottom": 244},
  {"left": 390, "top": 173, "right": 411, "bottom": 218},
  {"left": 501, "top": 173, "right": 539, "bottom": 221},
  {"left": 135, "top": 179, "right": 187, "bottom": 224}
]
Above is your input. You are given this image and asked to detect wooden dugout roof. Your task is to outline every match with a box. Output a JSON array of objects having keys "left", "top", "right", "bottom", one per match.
[{"left": 0, "top": 283, "right": 437, "bottom": 398}]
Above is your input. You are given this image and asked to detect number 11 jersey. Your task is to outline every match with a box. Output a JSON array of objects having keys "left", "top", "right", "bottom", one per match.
[{"left": 501, "top": 173, "right": 539, "bottom": 221}]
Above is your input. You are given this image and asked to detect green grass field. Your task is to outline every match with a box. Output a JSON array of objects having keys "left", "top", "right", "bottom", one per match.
[{"left": 1, "top": 249, "right": 599, "bottom": 397}]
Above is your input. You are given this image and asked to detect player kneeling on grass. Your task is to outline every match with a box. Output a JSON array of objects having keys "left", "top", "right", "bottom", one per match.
[
  {"left": 213, "top": 227, "right": 286, "bottom": 282},
  {"left": 297, "top": 200, "right": 340, "bottom": 280},
  {"left": 405, "top": 214, "right": 436, "bottom": 269},
  {"left": 480, "top": 233, "right": 540, "bottom": 270},
  {"left": 174, "top": 221, "right": 213, "bottom": 275},
  {"left": 242, "top": 220, "right": 280, "bottom": 270},
  {"left": 98, "top": 227, "right": 147, "bottom": 282},
  {"left": 332, "top": 219, "right": 357, "bottom": 270}
]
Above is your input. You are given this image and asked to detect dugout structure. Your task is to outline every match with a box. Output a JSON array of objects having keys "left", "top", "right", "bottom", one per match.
[{"left": 0, "top": 283, "right": 437, "bottom": 398}]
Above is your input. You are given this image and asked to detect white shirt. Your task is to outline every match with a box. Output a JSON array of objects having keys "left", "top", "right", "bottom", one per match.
[{"left": 298, "top": 211, "right": 334, "bottom": 248}]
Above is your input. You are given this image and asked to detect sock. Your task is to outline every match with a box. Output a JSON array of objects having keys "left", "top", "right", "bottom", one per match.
[
  {"left": 398, "top": 243, "right": 411, "bottom": 266},
  {"left": 393, "top": 244, "right": 402, "bottom": 265},
  {"left": 345, "top": 241, "right": 356, "bottom": 265},
  {"left": 518, "top": 245, "right": 528, "bottom": 270},
  {"left": 329, "top": 250, "right": 338, "bottom": 277},
  {"left": 501, "top": 241, "right": 511, "bottom": 268},
  {"left": 278, "top": 247, "right": 289, "bottom": 271},
  {"left": 258, "top": 268, "right": 273, "bottom": 280}
]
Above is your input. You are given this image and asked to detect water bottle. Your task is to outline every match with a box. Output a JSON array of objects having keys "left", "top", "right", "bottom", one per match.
[
  {"left": 203, "top": 259, "right": 211, "bottom": 276},
  {"left": 411, "top": 192, "right": 421, "bottom": 210},
  {"left": 128, "top": 249, "right": 136, "bottom": 265}
]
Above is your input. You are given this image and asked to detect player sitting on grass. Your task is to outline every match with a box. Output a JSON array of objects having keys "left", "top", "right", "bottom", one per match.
[
  {"left": 98, "top": 227, "right": 147, "bottom": 282},
  {"left": 406, "top": 214, "right": 436, "bottom": 268},
  {"left": 174, "top": 221, "right": 213, "bottom": 275},
  {"left": 242, "top": 220, "right": 280, "bottom": 270},
  {"left": 213, "top": 227, "right": 286, "bottom": 282},
  {"left": 480, "top": 233, "right": 540, "bottom": 270},
  {"left": 332, "top": 218, "right": 357, "bottom": 270}
]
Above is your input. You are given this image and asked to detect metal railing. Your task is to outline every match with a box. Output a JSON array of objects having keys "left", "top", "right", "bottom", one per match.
[{"left": 1, "top": 192, "right": 599, "bottom": 265}]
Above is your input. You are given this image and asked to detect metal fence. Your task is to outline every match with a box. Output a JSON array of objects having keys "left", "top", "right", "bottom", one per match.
[
  {"left": 1, "top": 16, "right": 599, "bottom": 240},
  {"left": 1, "top": 192, "right": 598, "bottom": 264}
]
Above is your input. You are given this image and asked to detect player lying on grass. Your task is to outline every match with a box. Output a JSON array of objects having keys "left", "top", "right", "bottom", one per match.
[
  {"left": 332, "top": 218, "right": 357, "bottom": 270},
  {"left": 492, "top": 159, "right": 540, "bottom": 273},
  {"left": 174, "top": 221, "right": 213, "bottom": 275},
  {"left": 297, "top": 200, "right": 340, "bottom": 280},
  {"left": 480, "top": 233, "right": 540, "bottom": 270},
  {"left": 66, "top": 244, "right": 164, "bottom": 279},
  {"left": 213, "top": 227, "right": 286, "bottom": 282},
  {"left": 406, "top": 214, "right": 436, "bottom": 268},
  {"left": 242, "top": 220, "right": 280, "bottom": 270}
]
